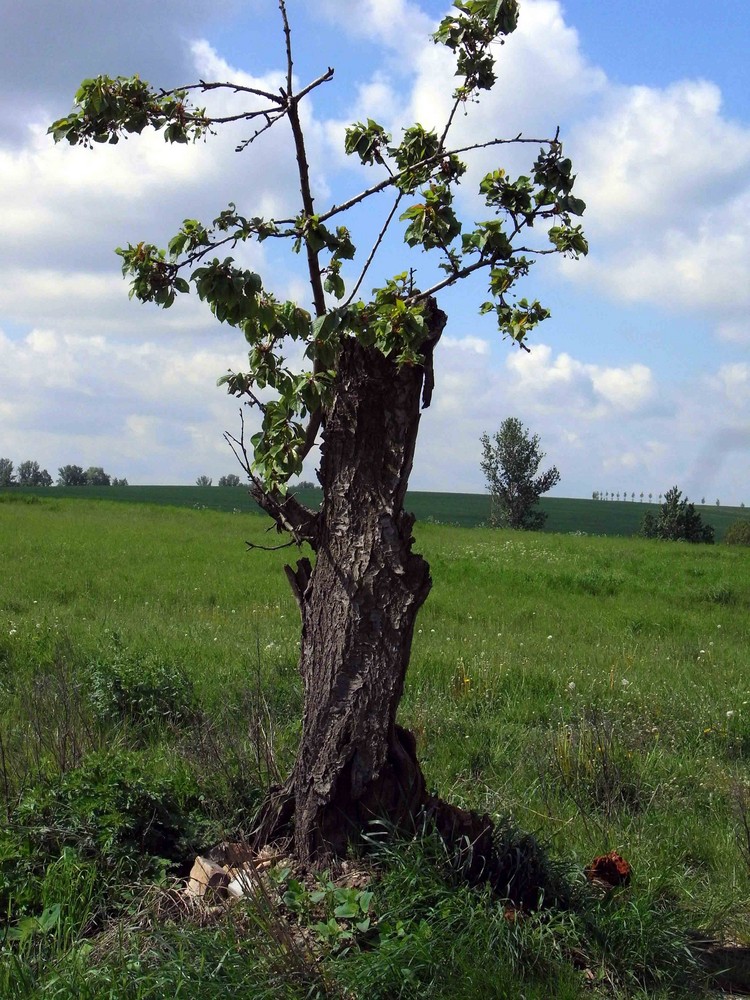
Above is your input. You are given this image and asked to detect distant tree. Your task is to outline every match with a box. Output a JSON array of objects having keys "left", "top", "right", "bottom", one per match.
[
  {"left": 17, "top": 460, "right": 53, "bottom": 486},
  {"left": 57, "top": 464, "right": 86, "bottom": 486},
  {"left": 218, "top": 474, "right": 242, "bottom": 487},
  {"left": 616, "top": 492, "right": 620, "bottom": 501},
  {"left": 640, "top": 486, "right": 715, "bottom": 544},
  {"left": 700, "top": 497, "right": 705, "bottom": 505},
  {"left": 648, "top": 492, "right": 653, "bottom": 503},
  {"left": 591, "top": 491, "right": 599, "bottom": 500},
  {"left": 111, "top": 477, "right": 129, "bottom": 486},
  {"left": 639, "top": 492, "right": 644, "bottom": 502},
  {"left": 480, "top": 418, "right": 560, "bottom": 530},
  {"left": 196, "top": 475, "right": 213, "bottom": 487},
  {"left": 724, "top": 520, "right": 750, "bottom": 546},
  {"left": 741, "top": 502, "right": 746, "bottom": 509},
  {"left": 0, "top": 459, "right": 16, "bottom": 486},
  {"left": 85, "top": 466, "right": 111, "bottom": 486},
  {"left": 715, "top": 498, "right": 721, "bottom": 507},
  {"left": 296, "top": 480, "right": 317, "bottom": 490}
]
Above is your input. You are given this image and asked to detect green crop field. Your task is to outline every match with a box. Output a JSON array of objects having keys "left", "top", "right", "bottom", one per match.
[
  {"left": 1, "top": 496, "right": 748, "bottom": 997},
  {"left": 2, "top": 484, "right": 746, "bottom": 539}
]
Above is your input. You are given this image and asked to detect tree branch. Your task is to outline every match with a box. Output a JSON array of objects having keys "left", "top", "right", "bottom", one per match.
[
  {"left": 344, "top": 192, "right": 403, "bottom": 306},
  {"left": 224, "top": 412, "right": 319, "bottom": 548},
  {"left": 312, "top": 133, "right": 557, "bottom": 225},
  {"left": 162, "top": 80, "right": 284, "bottom": 105}
]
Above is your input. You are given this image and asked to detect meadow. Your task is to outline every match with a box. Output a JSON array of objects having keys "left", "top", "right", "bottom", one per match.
[
  {"left": 5, "top": 484, "right": 746, "bottom": 538},
  {"left": 0, "top": 495, "right": 748, "bottom": 997}
]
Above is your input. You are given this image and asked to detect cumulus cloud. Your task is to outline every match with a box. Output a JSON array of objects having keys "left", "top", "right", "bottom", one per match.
[
  {"left": 0, "top": 324, "right": 255, "bottom": 483},
  {"left": 1, "top": 0, "right": 748, "bottom": 502},
  {"left": 565, "top": 79, "right": 750, "bottom": 340}
]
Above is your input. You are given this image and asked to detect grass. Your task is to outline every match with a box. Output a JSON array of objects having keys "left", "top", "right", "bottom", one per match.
[
  {"left": 0, "top": 496, "right": 748, "bottom": 997},
  {"left": 3, "top": 484, "right": 747, "bottom": 538}
]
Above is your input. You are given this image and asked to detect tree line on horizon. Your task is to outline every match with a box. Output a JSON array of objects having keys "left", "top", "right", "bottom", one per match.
[{"left": 0, "top": 458, "right": 128, "bottom": 487}]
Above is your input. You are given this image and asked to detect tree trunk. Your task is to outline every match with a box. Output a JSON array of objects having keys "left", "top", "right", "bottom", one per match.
[{"left": 253, "top": 325, "right": 442, "bottom": 863}]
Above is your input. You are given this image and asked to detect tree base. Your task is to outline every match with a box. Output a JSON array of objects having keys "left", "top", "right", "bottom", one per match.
[{"left": 248, "top": 726, "right": 566, "bottom": 911}]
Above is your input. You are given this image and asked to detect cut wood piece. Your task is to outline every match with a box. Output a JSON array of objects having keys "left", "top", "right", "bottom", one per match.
[{"left": 186, "top": 856, "right": 230, "bottom": 898}]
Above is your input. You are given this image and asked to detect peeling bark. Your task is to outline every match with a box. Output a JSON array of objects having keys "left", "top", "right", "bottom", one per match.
[{"left": 253, "top": 306, "right": 448, "bottom": 863}]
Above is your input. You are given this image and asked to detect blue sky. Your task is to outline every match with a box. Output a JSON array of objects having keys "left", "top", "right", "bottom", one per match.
[{"left": 0, "top": 0, "right": 748, "bottom": 502}]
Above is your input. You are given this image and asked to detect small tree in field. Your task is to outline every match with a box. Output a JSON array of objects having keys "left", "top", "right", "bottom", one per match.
[
  {"left": 195, "top": 475, "right": 213, "bottom": 487},
  {"left": 17, "top": 460, "right": 53, "bottom": 486},
  {"left": 641, "top": 486, "right": 715, "bottom": 544},
  {"left": 0, "top": 459, "right": 16, "bottom": 486},
  {"left": 218, "top": 474, "right": 242, "bottom": 487},
  {"left": 85, "top": 466, "right": 111, "bottom": 486},
  {"left": 724, "top": 519, "right": 750, "bottom": 546},
  {"left": 480, "top": 418, "right": 560, "bottom": 530},
  {"left": 51, "top": 0, "right": 587, "bottom": 865},
  {"left": 57, "top": 464, "right": 87, "bottom": 486}
]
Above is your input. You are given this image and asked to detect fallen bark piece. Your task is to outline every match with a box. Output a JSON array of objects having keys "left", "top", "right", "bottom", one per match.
[
  {"left": 584, "top": 851, "right": 632, "bottom": 889},
  {"left": 186, "top": 856, "right": 231, "bottom": 899}
]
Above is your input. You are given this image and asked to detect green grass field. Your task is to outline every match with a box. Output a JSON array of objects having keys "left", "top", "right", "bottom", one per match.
[
  {"left": 2, "top": 484, "right": 747, "bottom": 538},
  {"left": 1, "top": 496, "right": 748, "bottom": 997}
]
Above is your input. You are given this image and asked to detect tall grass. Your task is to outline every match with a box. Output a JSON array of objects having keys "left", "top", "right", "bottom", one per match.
[{"left": 1, "top": 498, "right": 747, "bottom": 996}]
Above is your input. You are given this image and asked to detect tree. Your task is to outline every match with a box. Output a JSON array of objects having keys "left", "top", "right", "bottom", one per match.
[
  {"left": 218, "top": 474, "right": 242, "bottom": 487},
  {"left": 17, "top": 460, "right": 53, "bottom": 486},
  {"left": 57, "top": 464, "right": 87, "bottom": 486},
  {"left": 195, "top": 475, "right": 213, "bottom": 487},
  {"left": 111, "top": 477, "right": 129, "bottom": 486},
  {"left": 640, "top": 486, "right": 715, "bottom": 544},
  {"left": 85, "top": 466, "right": 111, "bottom": 486},
  {"left": 480, "top": 418, "right": 560, "bottom": 530},
  {"left": 0, "top": 459, "right": 16, "bottom": 486},
  {"left": 724, "top": 519, "right": 750, "bottom": 546},
  {"left": 51, "top": 1, "right": 587, "bottom": 866}
]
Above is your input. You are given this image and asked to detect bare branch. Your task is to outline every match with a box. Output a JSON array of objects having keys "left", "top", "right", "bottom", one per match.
[
  {"left": 279, "top": 0, "right": 294, "bottom": 99},
  {"left": 224, "top": 412, "right": 319, "bottom": 547},
  {"left": 294, "top": 67, "right": 335, "bottom": 102},
  {"left": 344, "top": 192, "right": 404, "bottom": 307},
  {"left": 245, "top": 538, "right": 298, "bottom": 552},
  {"left": 438, "top": 94, "right": 463, "bottom": 151},
  {"left": 162, "top": 80, "right": 284, "bottom": 105},
  {"left": 407, "top": 257, "right": 489, "bottom": 302}
]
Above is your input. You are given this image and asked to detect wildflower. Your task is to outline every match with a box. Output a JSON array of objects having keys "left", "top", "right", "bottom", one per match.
[
  {"left": 547, "top": 635, "right": 553, "bottom": 640},
  {"left": 726, "top": 710, "right": 736, "bottom": 720},
  {"left": 9, "top": 628, "right": 17, "bottom": 636},
  {"left": 567, "top": 681, "right": 576, "bottom": 693},
  {"left": 621, "top": 678, "right": 630, "bottom": 688}
]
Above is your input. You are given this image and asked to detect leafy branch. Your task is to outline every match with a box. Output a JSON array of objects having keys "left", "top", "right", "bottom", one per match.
[{"left": 49, "top": 0, "right": 588, "bottom": 509}]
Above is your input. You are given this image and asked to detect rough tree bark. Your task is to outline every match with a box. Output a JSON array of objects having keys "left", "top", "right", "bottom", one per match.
[{"left": 253, "top": 307, "right": 448, "bottom": 863}]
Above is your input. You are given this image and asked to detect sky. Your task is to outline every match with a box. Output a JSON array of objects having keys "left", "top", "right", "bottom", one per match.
[{"left": 1, "top": 0, "right": 748, "bottom": 502}]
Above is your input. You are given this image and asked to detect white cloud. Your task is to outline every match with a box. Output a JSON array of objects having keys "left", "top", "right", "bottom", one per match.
[
  {"left": 504, "top": 344, "right": 655, "bottom": 415},
  {"left": 313, "top": 0, "right": 434, "bottom": 58},
  {"left": 441, "top": 335, "right": 490, "bottom": 355},
  {"left": 566, "top": 79, "right": 750, "bottom": 337}
]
